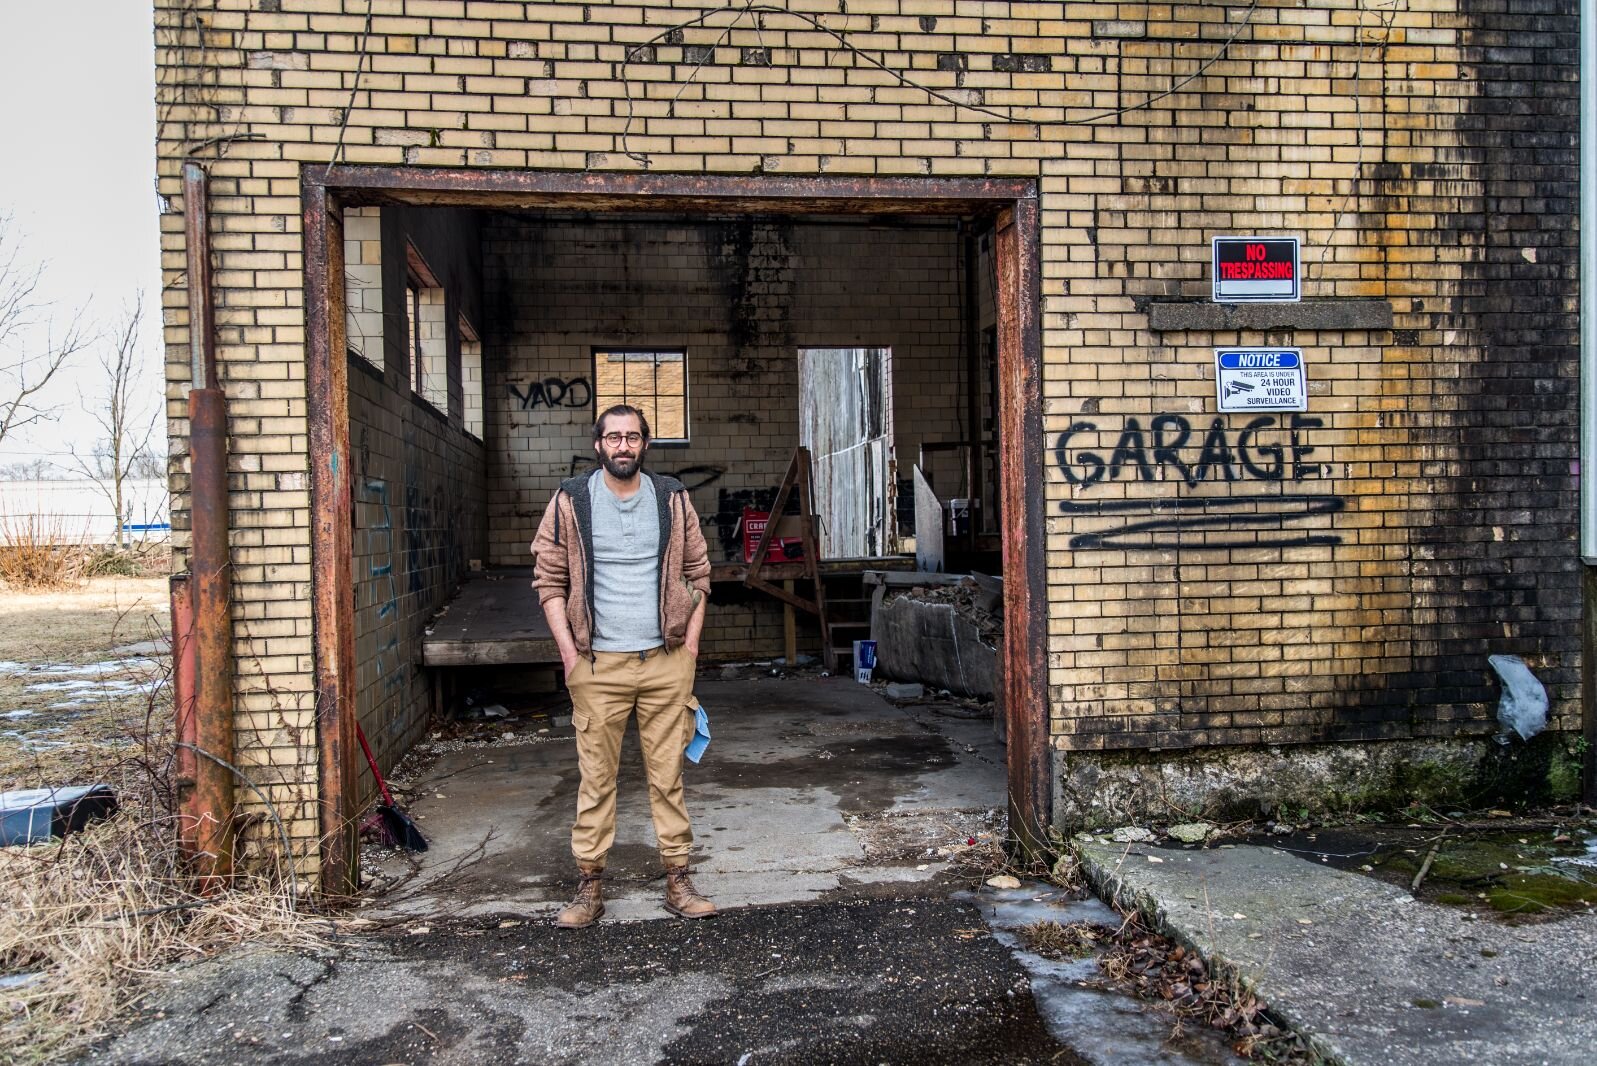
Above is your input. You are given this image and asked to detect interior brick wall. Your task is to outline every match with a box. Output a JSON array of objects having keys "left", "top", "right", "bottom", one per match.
[
  {"left": 348, "top": 206, "right": 488, "bottom": 777},
  {"left": 482, "top": 214, "right": 967, "bottom": 657}
]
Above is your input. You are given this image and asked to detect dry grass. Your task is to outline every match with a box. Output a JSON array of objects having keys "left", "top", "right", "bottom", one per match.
[
  {"left": 0, "top": 576, "right": 325, "bottom": 1063},
  {"left": 0, "top": 515, "right": 87, "bottom": 591},
  {"left": 0, "top": 577, "right": 171, "bottom": 791},
  {"left": 0, "top": 805, "right": 321, "bottom": 1065}
]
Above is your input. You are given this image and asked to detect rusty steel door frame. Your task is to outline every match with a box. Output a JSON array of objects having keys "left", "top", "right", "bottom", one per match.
[{"left": 301, "top": 167, "right": 1049, "bottom": 892}]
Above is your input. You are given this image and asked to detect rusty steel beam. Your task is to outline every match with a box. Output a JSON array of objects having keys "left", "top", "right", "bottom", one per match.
[
  {"left": 182, "top": 162, "right": 217, "bottom": 390},
  {"left": 309, "top": 165, "right": 1031, "bottom": 217},
  {"left": 302, "top": 165, "right": 1048, "bottom": 889},
  {"left": 1585, "top": 566, "right": 1597, "bottom": 802},
  {"left": 188, "top": 386, "right": 235, "bottom": 888},
  {"left": 962, "top": 223, "right": 982, "bottom": 553},
  {"left": 170, "top": 573, "right": 198, "bottom": 856},
  {"left": 994, "top": 198, "right": 1051, "bottom": 858},
  {"left": 304, "top": 181, "right": 360, "bottom": 898}
]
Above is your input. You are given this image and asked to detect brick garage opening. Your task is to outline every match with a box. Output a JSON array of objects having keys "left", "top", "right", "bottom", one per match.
[{"left": 303, "top": 171, "right": 1046, "bottom": 893}]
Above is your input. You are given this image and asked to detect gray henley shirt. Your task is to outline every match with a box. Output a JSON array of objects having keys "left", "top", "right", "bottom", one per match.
[{"left": 588, "top": 469, "right": 662, "bottom": 652}]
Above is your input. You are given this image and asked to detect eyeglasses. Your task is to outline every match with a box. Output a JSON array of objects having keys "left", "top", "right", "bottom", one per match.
[{"left": 601, "top": 432, "right": 644, "bottom": 446}]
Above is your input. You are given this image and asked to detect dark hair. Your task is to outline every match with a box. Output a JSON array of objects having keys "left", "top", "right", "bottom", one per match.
[{"left": 593, "top": 404, "right": 651, "bottom": 443}]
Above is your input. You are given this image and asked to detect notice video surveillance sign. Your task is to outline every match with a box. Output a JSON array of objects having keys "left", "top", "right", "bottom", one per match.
[
  {"left": 1212, "top": 236, "right": 1300, "bottom": 302},
  {"left": 1215, "top": 348, "right": 1306, "bottom": 412}
]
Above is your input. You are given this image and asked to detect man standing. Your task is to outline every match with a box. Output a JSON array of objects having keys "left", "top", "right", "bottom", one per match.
[{"left": 532, "top": 404, "right": 717, "bottom": 928}]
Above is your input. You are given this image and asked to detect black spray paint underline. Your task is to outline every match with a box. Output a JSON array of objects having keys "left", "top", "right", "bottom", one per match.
[{"left": 1061, "top": 493, "right": 1345, "bottom": 550}]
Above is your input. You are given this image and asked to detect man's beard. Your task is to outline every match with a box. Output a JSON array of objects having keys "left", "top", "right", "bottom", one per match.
[{"left": 599, "top": 450, "right": 642, "bottom": 479}]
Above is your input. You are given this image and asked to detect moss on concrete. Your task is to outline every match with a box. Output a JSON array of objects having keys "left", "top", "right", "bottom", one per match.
[{"left": 1055, "top": 733, "right": 1590, "bottom": 830}]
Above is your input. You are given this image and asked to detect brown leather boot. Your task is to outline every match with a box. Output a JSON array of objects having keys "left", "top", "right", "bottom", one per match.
[
  {"left": 557, "top": 866, "right": 605, "bottom": 929},
  {"left": 663, "top": 864, "right": 717, "bottom": 919}
]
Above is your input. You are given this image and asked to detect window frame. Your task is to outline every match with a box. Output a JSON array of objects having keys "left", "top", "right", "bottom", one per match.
[
  {"left": 590, "top": 346, "right": 690, "bottom": 447},
  {"left": 403, "top": 244, "right": 448, "bottom": 417},
  {"left": 459, "top": 313, "right": 483, "bottom": 441}
]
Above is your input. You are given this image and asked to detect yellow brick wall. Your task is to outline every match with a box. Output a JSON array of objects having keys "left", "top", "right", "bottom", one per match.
[{"left": 156, "top": 0, "right": 1580, "bottom": 867}]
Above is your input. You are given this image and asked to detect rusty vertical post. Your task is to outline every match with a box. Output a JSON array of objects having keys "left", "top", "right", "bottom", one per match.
[
  {"left": 304, "top": 180, "right": 360, "bottom": 897},
  {"left": 962, "top": 222, "right": 982, "bottom": 552},
  {"left": 182, "top": 161, "right": 235, "bottom": 886},
  {"left": 995, "top": 198, "right": 1051, "bottom": 859},
  {"left": 183, "top": 162, "right": 216, "bottom": 390},
  {"left": 187, "top": 390, "right": 234, "bottom": 886},
  {"left": 170, "top": 573, "right": 197, "bottom": 851},
  {"left": 1584, "top": 566, "right": 1597, "bottom": 802}
]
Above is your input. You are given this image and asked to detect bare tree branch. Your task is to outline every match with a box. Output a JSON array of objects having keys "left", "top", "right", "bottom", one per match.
[
  {"left": 0, "top": 216, "right": 91, "bottom": 450},
  {"left": 68, "top": 293, "right": 158, "bottom": 545}
]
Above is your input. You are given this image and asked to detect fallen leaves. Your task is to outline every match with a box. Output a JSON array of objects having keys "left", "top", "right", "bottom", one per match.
[{"left": 1098, "top": 913, "right": 1312, "bottom": 1062}]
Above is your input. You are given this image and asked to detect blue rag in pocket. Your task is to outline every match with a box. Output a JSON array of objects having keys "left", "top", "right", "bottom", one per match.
[{"left": 684, "top": 703, "right": 711, "bottom": 764}]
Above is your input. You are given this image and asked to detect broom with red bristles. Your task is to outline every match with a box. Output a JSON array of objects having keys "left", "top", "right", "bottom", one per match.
[{"left": 356, "top": 722, "right": 428, "bottom": 852}]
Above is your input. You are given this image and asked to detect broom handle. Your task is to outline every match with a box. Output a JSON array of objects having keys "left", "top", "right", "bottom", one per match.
[{"left": 354, "top": 722, "right": 397, "bottom": 807}]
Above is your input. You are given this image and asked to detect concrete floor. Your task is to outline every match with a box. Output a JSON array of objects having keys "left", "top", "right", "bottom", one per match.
[{"left": 368, "top": 677, "right": 1007, "bottom": 921}]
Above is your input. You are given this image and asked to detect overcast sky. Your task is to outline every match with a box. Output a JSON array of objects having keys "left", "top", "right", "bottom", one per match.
[{"left": 0, "top": 5, "right": 163, "bottom": 473}]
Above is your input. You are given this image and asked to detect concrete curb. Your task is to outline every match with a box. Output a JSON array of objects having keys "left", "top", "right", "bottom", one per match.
[
  {"left": 1072, "top": 837, "right": 1597, "bottom": 1066},
  {"left": 1073, "top": 840, "right": 1350, "bottom": 1066}
]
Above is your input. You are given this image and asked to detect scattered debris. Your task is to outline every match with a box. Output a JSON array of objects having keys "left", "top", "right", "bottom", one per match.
[
  {"left": 883, "top": 682, "right": 924, "bottom": 700},
  {"left": 1112, "top": 826, "right": 1157, "bottom": 844},
  {"left": 1487, "top": 654, "right": 1548, "bottom": 742},
  {"left": 1166, "top": 822, "right": 1215, "bottom": 845},
  {"left": 891, "top": 579, "right": 1002, "bottom": 646},
  {"left": 1, "top": 785, "right": 118, "bottom": 846},
  {"left": 986, "top": 874, "right": 1022, "bottom": 890}
]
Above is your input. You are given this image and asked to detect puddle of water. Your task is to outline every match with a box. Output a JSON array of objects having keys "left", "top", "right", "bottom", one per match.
[
  {"left": 962, "top": 883, "right": 1246, "bottom": 1066},
  {"left": 1257, "top": 823, "right": 1597, "bottom": 922}
]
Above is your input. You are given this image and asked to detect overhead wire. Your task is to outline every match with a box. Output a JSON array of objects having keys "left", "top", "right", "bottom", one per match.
[{"left": 616, "top": 1, "right": 1262, "bottom": 165}]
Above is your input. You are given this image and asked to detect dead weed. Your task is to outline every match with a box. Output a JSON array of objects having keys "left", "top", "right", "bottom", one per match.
[
  {"left": 0, "top": 578, "right": 325, "bottom": 1064},
  {"left": 1017, "top": 919, "right": 1103, "bottom": 959}
]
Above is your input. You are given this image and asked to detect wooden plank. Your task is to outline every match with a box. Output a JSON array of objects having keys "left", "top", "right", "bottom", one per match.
[
  {"left": 424, "top": 639, "right": 562, "bottom": 667},
  {"left": 861, "top": 570, "right": 973, "bottom": 588},
  {"left": 782, "top": 580, "right": 797, "bottom": 665},
  {"left": 421, "top": 575, "right": 562, "bottom": 665},
  {"left": 710, "top": 556, "right": 913, "bottom": 583}
]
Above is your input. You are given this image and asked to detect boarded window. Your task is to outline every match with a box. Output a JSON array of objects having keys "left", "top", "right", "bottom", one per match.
[{"left": 593, "top": 349, "right": 688, "bottom": 443}]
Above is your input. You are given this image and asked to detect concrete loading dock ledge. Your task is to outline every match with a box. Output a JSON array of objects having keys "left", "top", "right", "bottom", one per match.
[{"left": 153, "top": 1, "right": 1590, "bottom": 895}]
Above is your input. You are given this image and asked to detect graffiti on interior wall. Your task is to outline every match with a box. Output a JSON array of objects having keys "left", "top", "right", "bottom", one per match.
[
  {"left": 668, "top": 465, "right": 726, "bottom": 492},
  {"left": 1054, "top": 413, "right": 1345, "bottom": 550},
  {"left": 403, "top": 466, "right": 463, "bottom": 594},
  {"left": 509, "top": 376, "right": 592, "bottom": 411},
  {"left": 359, "top": 478, "right": 405, "bottom": 698},
  {"left": 562, "top": 455, "right": 726, "bottom": 495}
]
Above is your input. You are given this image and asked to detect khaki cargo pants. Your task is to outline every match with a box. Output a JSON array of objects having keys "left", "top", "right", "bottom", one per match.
[{"left": 567, "top": 646, "right": 697, "bottom": 868}]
